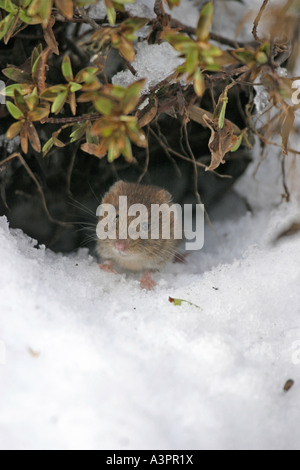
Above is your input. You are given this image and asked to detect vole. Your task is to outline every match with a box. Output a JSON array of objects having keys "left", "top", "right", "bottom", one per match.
[{"left": 97, "top": 181, "right": 182, "bottom": 290}]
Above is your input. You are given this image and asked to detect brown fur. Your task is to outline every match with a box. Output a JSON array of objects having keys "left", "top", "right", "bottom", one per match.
[{"left": 97, "top": 181, "right": 182, "bottom": 272}]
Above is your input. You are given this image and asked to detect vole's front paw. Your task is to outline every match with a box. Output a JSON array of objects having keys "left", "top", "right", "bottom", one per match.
[
  {"left": 98, "top": 260, "right": 117, "bottom": 274},
  {"left": 140, "top": 272, "right": 156, "bottom": 291}
]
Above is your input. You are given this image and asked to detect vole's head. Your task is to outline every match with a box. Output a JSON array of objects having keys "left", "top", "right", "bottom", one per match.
[{"left": 96, "top": 181, "right": 181, "bottom": 271}]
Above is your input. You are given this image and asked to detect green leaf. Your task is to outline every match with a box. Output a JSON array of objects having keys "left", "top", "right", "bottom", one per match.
[
  {"left": 196, "top": 1, "right": 214, "bottom": 41},
  {"left": 125, "top": 120, "right": 147, "bottom": 147},
  {"left": 19, "top": 9, "right": 42, "bottom": 24},
  {"left": 27, "top": 0, "right": 52, "bottom": 26},
  {"left": 51, "top": 89, "right": 68, "bottom": 114},
  {"left": 230, "top": 133, "right": 243, "bottom": 152},
  {"left": 6, "top": 101, "right": 25, "bottom": 119},
  {"left": 168, "top": 296, "right": 201, "bottom": 309},
  {"left": 2, "top": 67, "right": 32, "bottom": 83},
  {"left": 6, "top": 120, "right": 23, "bottom": 139},
  {"left": 106, "top": 6, "right": 116, "bottom": 25},
  {"left": 75, "top": 67, "right": 100, "bottom": 82},
  {"left": 109, "top": 85, "right": 126, "bottom": 100},
  {"left": 28, "top": 106, "right": 50, "bottom": 121},
  {"left": 123, "top": 17, "right": 149, "bottom": 31},
  {"left": 70, "top": 122, "right": 89, "bottom": 142},
  {"left": 0, "top": 0, "right": 18, "bottom": 14},
  {"left": 186, "top": 48, "right": 198, "bottom": 74},
  {"left": 107, "top": 139, "right": 120, "bottom": 162},
  {"left": 25, "top": 87, "right": 39, "bottom": 111},
  {"left": 121, "top": 79, "right": 145, "bottom": 114},
  {"left": 31, "top": 53, "right": 43, "bottom": 83},
  {"left": 0, "top": 13, "right": 15, "bottom": 41},
  {"left": 193, "top": 69, "right": 205, "bottom": 96},
  {"left": 256, "top": 51, "right": 268, "bottom": 64},
  {"left": 62, "top": 55, "right": 74, "bottom": 82},
  {"left": 41, "top": 85, "right": 68, "bottom": 100},
  {"left": 31, "top": 44, "right": 43, "bottom": 69},
  {"left": 0, "top": 83, "right": 32, "bottom": 97},
  {"left": 42, "top": 137, "right": 54, "bottom": 156},
  {"left": 122, "top": 136, "right": 133, "bottom": 161},
  {"left": 94, "top": 96, "right": 114, "bottom": 115},
  {"left": 218, "top": 96, "right": 228, "bottom": 129},
  {"left": 69, "top": 82, "right": 82, "bottom": 93},
  {"left": 14, "top": 89, "right": 28, "bottom": 114}
]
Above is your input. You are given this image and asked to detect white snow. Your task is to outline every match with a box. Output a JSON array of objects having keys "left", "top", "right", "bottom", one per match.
[
  {"left": 112, "top": 42, "right": 184, "bottom": 92},
  {"left": 1, "top": 156, "right": 300, "bottom": 449},
  {"left": 89, "top": 0, "right": 156, "bottom": 19},
  {"left": 1, "top": 0, "right": 300, "bottom": 452}
]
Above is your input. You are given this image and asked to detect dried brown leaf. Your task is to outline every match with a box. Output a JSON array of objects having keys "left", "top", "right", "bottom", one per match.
[
  {"left": 203, "top": 114, "right": 238, "bottom": 171},
  {"left": 137, "top": 96, "right": 158, "bottom": 127},
  {"left": 20, "top": 122, "right": 28, "bottom": 154},
  {"left": 43, "top": 16, "right": 59, "bottom": 55},
  {"left": 27, "top": 122, "right": 41, "bottom": 152},
  {"left": 81, "top": 142, "right": 108, "bottom": 158}
]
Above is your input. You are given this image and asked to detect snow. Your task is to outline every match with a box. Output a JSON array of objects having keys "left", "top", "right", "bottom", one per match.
[
  {"left": 1, "top": 0, "right": 300, "bottom": 452},
  {"left": 112, "top": 42, "right": 184, "bottom": 92},
  {"left": 89, "top": 0, "right": 156, "bottom": 19},
  {"left": 1, "top": 160, "right": 300, "bottom": 449},
  {"left": 213, "top": 0, "right": 285, "bottom": 42}
]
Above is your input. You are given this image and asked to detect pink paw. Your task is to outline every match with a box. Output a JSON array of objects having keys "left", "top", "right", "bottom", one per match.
[
  {"left": 140, "top": 272, "right": 157, "bottom": 291},
  {"left": 98, "top": 261, "right": 117, "bottom": 274}
]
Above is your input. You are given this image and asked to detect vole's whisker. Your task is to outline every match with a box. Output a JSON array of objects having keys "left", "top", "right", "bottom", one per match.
[{"left": 68, "top": 199, "right": 97, "bottom": 218}]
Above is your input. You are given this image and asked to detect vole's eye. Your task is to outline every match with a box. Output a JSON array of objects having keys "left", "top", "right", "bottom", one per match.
[
  {"left": 114, "top": 214, "right": 119, "bottom": 223},
  {"left": 141, "top": 222, "right": 149, "bottom": 232}
]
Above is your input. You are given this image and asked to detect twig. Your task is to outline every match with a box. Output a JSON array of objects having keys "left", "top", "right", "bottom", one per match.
[
  {"left": 137, "top": 127, "right": 150, "bottom": 183},
  {"left": 154, "top": 0, "right": 163, "bottom": 16},
  {"left": 281, "top": 154, "right": 290, "bottom": 202},
  {"left": 137, "top": 72, "right": 176, "bottom": 108},
  {"left": 43, "top": 113, "right": 101, "bottom": 124},
  {"left": 183, "top": 120, "right": 201, "bottom": 205},
  {"left": 75, "top": 7, "right": 102, "bottom": 31},
  {"left": 170, "top": 18, "right": 245, "bottom": 48},
  {"left": 183, "top": 120, "right": 223, "bottom": 246},
  {"left": 256, "top": 133, "right": 300, "bottom": 156},
  {"left": 123, "top": 58, "right": 137, "bottom": 76},
  {"left": 149, "top": 127, "right": 231, "bottom": 178},
  {"left": 66, "top": 143, "right": 79, "bottom": 196},
  {"left": 252, "top": 0, "right": 270, "bottom": 42}
]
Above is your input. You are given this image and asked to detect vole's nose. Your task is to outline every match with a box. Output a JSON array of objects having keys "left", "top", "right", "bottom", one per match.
[{"left": 115, "top": 240, "right": 127, "bottom": 252}]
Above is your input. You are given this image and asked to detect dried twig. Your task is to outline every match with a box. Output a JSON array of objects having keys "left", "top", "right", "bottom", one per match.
[
  {"left": 252, "top": 0, "right": 270, "bottom": 42},
  {"left": 183, "top": 120, "right": 223, "bottom": 246},
  {"left": 137, "top": 127, "right": 150, "bottom": 183},
  {"left": 149, "top": 127, "right": 231, "bottom": 179},
  {"left": 281, "top": 154, "right": 291, "bottom": 202}
]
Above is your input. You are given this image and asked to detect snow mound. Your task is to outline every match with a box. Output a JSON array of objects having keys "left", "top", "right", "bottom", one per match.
[{"left": 1, "top": 184, "right": 300, "bottom": 449}]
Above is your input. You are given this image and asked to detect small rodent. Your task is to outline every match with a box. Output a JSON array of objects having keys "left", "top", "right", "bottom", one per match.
[{"left": 97, "top": 181, "right": 182, "bottom": 290}]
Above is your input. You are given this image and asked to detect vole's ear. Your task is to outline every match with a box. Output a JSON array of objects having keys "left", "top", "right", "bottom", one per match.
[
  {"left": 157, "top": 189, "right": 173, "bottom": 204},
  {"left": 108, "top": 180, "right": 125, "bottom": 193}
]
